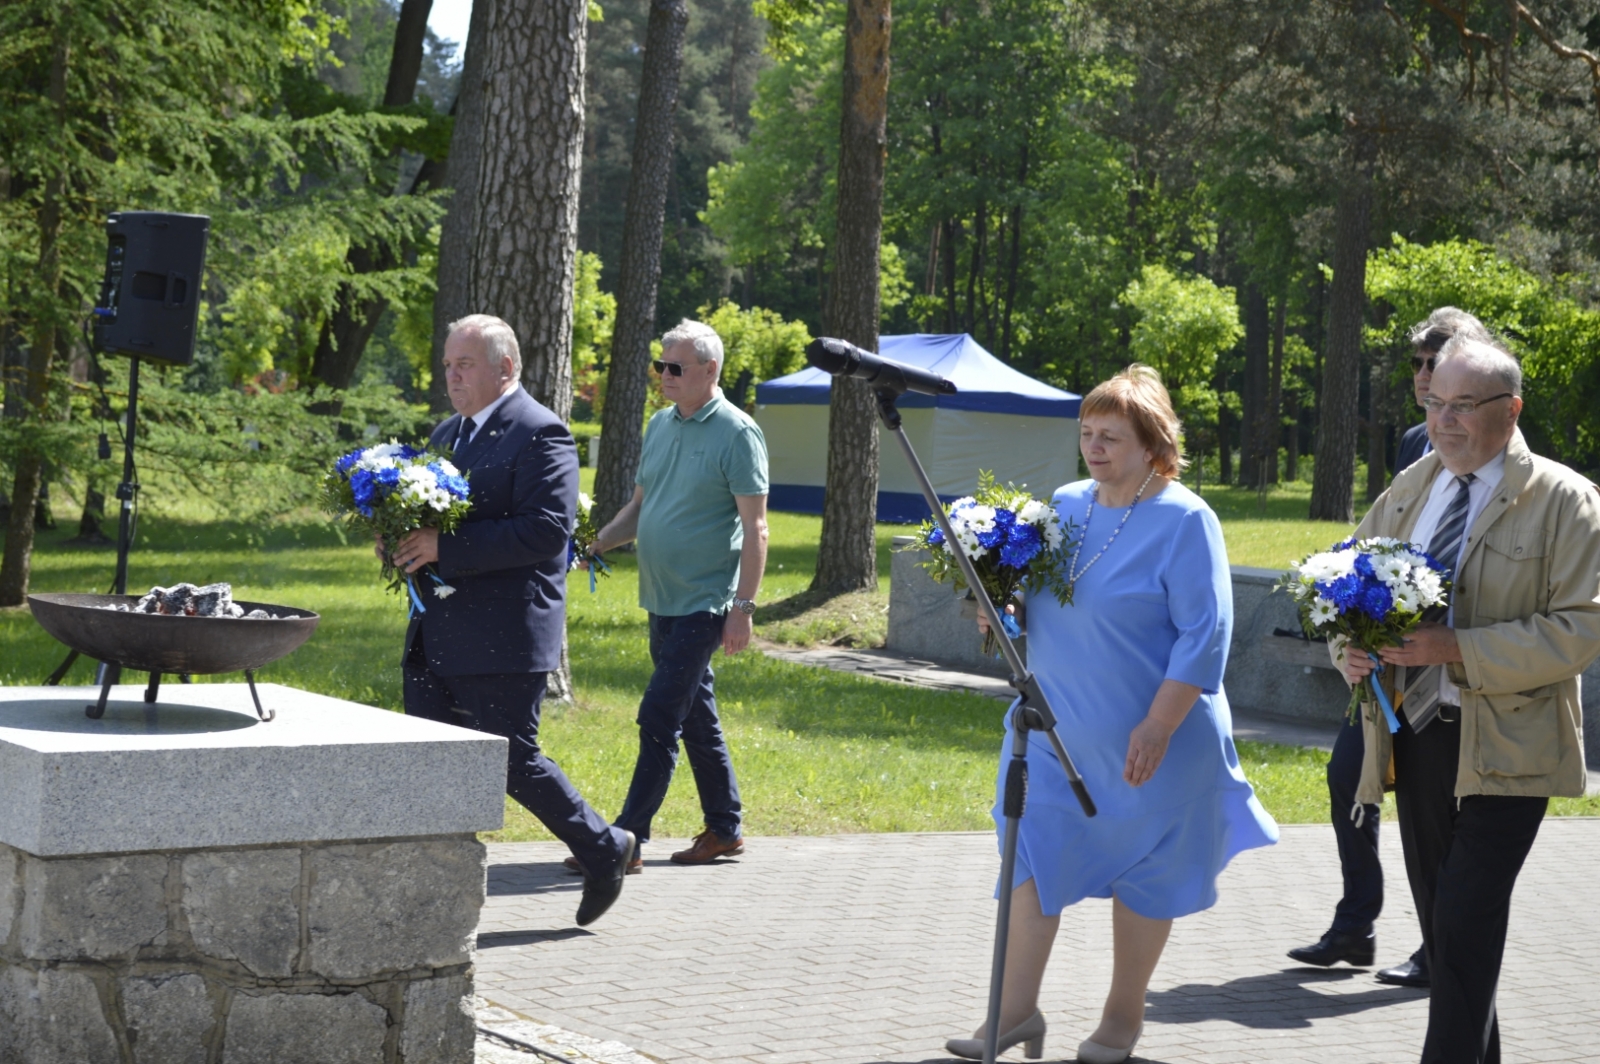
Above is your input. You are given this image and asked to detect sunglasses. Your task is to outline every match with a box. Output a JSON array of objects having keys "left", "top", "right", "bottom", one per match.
[
  {"left": 1410, "top": 354, "right": 1437, "bottom": 373},
  {"left": 652, "top": 359, "right": 687, "bottom": 377}
]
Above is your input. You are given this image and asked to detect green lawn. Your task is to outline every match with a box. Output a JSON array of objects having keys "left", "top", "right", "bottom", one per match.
[{"left": 3, "top": 472, "right": 1593, "bottom": 844}]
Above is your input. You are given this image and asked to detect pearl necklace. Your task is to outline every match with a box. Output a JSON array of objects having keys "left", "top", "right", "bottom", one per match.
[{"left": 1067, "top": 467, "right": 1158, "bottom": 596}]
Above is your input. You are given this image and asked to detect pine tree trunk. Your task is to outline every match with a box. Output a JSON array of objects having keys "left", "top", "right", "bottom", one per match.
[
  {"left": 467, "top": 0, "right": 589, "bottom": 698},
  {"left": 592, "top": 0, "right": 691, "bottom": 528},
  {"left": 811, "top": 0, "right": 891, "bottom": 597},
  {"left": 1309, "top": 159, "right": 1372, "bottom": 522},
  {"left": 308, "top": 0, "right": 438, "bottom": 402},
  {"left": 429, "top": 0, "right": 494, "bottom": 415},
  {"left": 0, "top": 27, "right": 69, "bottom": 608},
  {"left": 1239, "top": 283, "right": 1269, "bottom": 488}
]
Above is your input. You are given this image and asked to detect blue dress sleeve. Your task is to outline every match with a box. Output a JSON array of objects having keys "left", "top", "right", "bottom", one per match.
[{"left": 1161, "top": 501, "right": 1232, "bottom": 693}]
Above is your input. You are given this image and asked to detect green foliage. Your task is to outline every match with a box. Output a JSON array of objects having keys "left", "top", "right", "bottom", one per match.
[
  {"left": 696, "top": 300, "right": 812, "bottom": 398},
  {"left": 1366, "top": 237, "right": 1600, "bottom": 469},
  {"left": 1120, "top": 265, "right": 1243, "bottom": 450},
  {"left": 571, "top": 251, "right": 616, "bottom": 417}
]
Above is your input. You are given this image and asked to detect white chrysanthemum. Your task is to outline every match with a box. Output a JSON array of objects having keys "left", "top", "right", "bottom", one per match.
[
  {"left": 960, "top": 504, "right": 997, "bottom": 534},
  {"left": 1309, "top": 597, "right": 1338, "bottom": 626},
  {"left": 578, "top": 491, "right": 593, "bottom": 512},
  {"left": 954, "top": 528, "right": 985, "bottom": 559},
  {"left": 366, "top": 441, "right": 409, "bottom": 460},
  {"left": 1393, "top": 584, "right": 1422, "bottom": 613},
  {"left": 1398, "top": 550, "right": 1428, "bottom": 570},
  {"left": 434, "top": 459, "right": 461, "bottom": 477},
  {"left": 1016, "top": 500, "right": 1063, "bottom": 549},
  {"left": 400, "top": 465, "right": 437, "bottom": 488},
  {"left": 432, "top": 582, "right": 456, "bottom": 599},
  {"left": 1373, "top": 555, "right": 1410, "bottom": 587},
  {"left": 1299, "top": 548, "right": 1356, "bottom": 584},
  {"left": 1414, "top": 567, "right": 1445, "bottom": 606}
]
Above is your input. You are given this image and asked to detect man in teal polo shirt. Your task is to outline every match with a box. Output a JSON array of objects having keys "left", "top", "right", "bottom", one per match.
[{"left": 586, "top": 319, "right": 769, "bottom": 867}]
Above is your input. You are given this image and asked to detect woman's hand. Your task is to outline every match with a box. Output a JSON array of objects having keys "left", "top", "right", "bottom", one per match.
[
  {"left": 1124, "top": 716, "right": 1175, "bottom": 787},
  {"left": 976, "top": 602, "right": 1022, "bottom": 636}
]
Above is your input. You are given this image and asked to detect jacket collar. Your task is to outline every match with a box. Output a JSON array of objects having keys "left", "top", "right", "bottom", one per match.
[{"left": 1383, "top": 428, "right": 1531, "bottom": 545}]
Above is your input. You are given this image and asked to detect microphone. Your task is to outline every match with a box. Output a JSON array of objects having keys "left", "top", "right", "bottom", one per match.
[{"left": 805, "top": 337, "right": 958, "bottom": 397}]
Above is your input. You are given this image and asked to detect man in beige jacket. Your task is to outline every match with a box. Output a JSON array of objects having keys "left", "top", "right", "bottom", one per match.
[{"left": 1338, "top": 338, "right": 1600, "bottom": 1064}]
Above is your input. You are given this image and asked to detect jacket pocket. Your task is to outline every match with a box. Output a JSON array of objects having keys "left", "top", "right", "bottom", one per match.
[
  {"left": 1473, "top": 686, "right": 1561, "bottom": 778},
  {"left": 1474, "top": 529, "right": 1550, "bottom": 621}
]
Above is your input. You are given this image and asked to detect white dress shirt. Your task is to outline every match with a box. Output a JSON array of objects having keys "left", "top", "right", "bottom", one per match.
[{"left": 1407, "top": 448, "right": 1508, "bottom": 706}]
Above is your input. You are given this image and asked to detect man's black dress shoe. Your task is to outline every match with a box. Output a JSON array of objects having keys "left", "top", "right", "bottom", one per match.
[
  {"left": 1375, "top": 948, "right": 1430, "bottom": 988},
  {"left": 576, "top": 830, "right": 636, "bottom": 927},
  {"left": 1287, "top": 928, "right": 1375, "bottom": 968}
]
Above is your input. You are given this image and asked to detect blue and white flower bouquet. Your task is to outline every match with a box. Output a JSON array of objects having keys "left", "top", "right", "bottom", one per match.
[
  {"left": 568, "top": 491, "right": 610, "bottom": 591},
  {"left": 1277, "top": 536, "right": 1451, "bottom": 729},
  {"left": 899, "top": 471, "right": 1079, "bottom": 655},
  {"left": 322, "top": 441, "right": 472, "bottom": 613}
]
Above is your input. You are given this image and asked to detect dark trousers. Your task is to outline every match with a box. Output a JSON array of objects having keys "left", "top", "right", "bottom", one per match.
[
  {"left": 1392, "top": 715, "right": 1548, "bottom": 1064},
  {"left": 404, "top": 640, "right": 627, "bottom": 876},
  {"left": 614, "top": 610, "right": 743, "bottom": 846},
  {"left": 1328, "top": 713, "right": 1384, "bottom": 933}
]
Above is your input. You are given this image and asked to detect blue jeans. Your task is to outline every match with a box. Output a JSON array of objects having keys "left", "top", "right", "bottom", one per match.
[
  {"left": 1329, "top": 712, "right": 1383, "bottom": 932},
  {"left": 614, "top": 611, "right": 743, "bottom": 846}
]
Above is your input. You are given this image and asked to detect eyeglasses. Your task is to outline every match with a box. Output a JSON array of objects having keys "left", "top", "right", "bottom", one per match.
[
  {"left": 651, "top": 359, "right": 686, "bottom": 377},
  {"left": 1421, "top": 393, "right": 1514, "bottom": 416},
  {"left": 1410, "top": 354, "right": 1437, "bottom": 373}
]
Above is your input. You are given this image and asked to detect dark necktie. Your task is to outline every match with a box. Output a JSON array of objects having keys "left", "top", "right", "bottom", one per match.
[
  {"left": 1400, "top": 473, "right": 1477, "bottom": 732},
  {"left": 453, "top": 416, "right": 476, "bottom": 454}
]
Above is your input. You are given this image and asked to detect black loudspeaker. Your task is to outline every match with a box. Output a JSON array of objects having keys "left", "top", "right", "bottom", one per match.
[{"left": 93, "top": 211, "right": 209, "bottom": 366}]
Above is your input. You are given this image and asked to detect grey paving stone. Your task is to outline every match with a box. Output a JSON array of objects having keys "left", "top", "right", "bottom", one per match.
[{"left": 477, "top": 822, "right": 1600, "bottom": 1063}]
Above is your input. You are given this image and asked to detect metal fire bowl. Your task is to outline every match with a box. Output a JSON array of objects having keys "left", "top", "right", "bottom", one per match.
[{"left": 27, "top": 593, "right": 320, "bottom": 676}]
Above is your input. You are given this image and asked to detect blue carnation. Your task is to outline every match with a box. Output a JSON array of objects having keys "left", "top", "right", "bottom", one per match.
[
  {"left": 977, "top": 524, "right": 1007, "bottom": 549},
  {"left": 1320, "top": 573, "right": 1364, "bottom": 610},
  {"left": 927, "top": 525, "right": 945, "bottom": 547},
  {"left": 992, "top": 508, "right": 1017, "bottom": 530},
  {"left": 350, "top": 469, "right": 377, "bottom": 516},
  {"left": 374, "top": 466, "right": 401, "bottom": 490},
  {"left": 1353, "top": 553, "right": 1375, "bottom": 577},
  {"left": 1360, "top": 581, "right": 1394, "bottom": 620},
  {"left": 335, "top": 449, "right": 362, "bottom": 476},
  {"left": 1000, "top": 522, "right": 1042, "bottom": 568}
]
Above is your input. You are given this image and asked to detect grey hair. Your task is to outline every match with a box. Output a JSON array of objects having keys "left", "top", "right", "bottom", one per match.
[
  {"left": 448, "top": 314, "right": 522, "bottom": 378},
  {"left": 661, "top": 319, "right": 724, "bottom": 377},
  {"left": 1407, "top": 306, "right": 1493, "bottom": 353},
  {"left": 1436, "top": 336, "right": 1523, "bottom": 397}
]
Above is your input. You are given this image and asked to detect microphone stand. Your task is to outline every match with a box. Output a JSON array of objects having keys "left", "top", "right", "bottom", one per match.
[{"left": 870, "top": 386, "right": 1096, "bottom": 1064}]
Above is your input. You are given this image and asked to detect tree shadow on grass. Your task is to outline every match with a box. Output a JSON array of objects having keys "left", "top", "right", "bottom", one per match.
[{"left": 1144, "top": 967, "right": 1425, "bottom": 1029}]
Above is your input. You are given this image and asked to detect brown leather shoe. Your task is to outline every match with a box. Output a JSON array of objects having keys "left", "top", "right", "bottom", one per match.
[
  {"left": 670, "top": 829, "right": 744, "bottom": 865},
  {"left": 563, "top": 853, "right": 642, "bottom": 876}
]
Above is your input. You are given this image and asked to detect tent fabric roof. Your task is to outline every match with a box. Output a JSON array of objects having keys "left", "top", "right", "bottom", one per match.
[{"left": 753, "top": 333, "right": 1080, "bottom": 418}]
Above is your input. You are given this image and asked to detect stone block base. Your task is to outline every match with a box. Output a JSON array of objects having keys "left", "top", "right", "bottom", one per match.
[{"left": 0, "top": 835, "right": 484, "bottom": 1064}]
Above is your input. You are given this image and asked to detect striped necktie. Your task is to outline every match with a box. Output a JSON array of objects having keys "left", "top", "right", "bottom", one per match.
[
  {"left": 453, "top": 416, "right": 476, "bottom": 454},
  {"left": 1400, "top": 473, "right": 1476, "bottom": 732}
]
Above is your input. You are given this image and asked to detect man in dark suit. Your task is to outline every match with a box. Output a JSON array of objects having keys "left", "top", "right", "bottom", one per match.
[
  {"left": 1289, "top": 306, "right": 1492, "bottom": 987},
  {"left": 389, "top": 314, "right": 635, "bottom": 927}
]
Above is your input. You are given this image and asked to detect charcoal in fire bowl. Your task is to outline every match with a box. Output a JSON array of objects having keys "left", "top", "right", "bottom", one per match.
[{"left": 28, "top": 593, "right": 320, "bottom": 721}]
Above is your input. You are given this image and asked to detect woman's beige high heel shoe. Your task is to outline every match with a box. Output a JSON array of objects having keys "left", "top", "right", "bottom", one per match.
[
  {"left": 1076, "top": 1021, "right": 1142, "bottom": 1064},
  {"left": 944, "top": 1009, "right": 1046, "bottom": 1060}
]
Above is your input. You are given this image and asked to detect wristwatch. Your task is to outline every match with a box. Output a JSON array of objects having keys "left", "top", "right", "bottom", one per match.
[{"left": 731, "top": 597, "right": 757, "bottom": 616}]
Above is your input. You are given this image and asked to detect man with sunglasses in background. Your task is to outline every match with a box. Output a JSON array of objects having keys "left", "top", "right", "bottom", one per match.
[
  {"left": 1335, "top": 336, "right": 1600, "bottom": 1063},
  {"left": 1289, "top": 307, "right": 1493, "bottom": 987},
  {"left": 580, "top": 320, "right": 769, "bottom": 871}
]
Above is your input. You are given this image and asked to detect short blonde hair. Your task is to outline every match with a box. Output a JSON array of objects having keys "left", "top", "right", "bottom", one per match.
[{"left": 1079, "top": 364, "right": 1187, "bottom": 478}]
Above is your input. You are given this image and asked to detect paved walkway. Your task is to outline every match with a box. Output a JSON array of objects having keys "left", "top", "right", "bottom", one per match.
[{"left": 476, "top": 820, "right": 1600, "bottom": 1064}]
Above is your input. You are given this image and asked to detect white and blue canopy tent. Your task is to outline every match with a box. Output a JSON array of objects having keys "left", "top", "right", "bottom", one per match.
[{"left": 754, "top": 333, "right": 1082, "bottom": 522}]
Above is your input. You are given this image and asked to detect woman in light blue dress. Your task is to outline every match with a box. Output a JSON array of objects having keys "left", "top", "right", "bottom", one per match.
[{"left": 946, "top": 365, "right": 1278, "bottom": 1064}]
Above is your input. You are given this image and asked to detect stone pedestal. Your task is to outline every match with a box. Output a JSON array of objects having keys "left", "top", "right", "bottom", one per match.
[{"left": 0, "top": 683, "right": 507, "bottom": 1064}]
